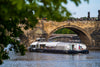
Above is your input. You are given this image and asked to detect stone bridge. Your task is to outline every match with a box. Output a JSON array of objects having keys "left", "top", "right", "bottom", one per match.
[{"left": 20, "top": 20, "right": 100, "bottom": 49}]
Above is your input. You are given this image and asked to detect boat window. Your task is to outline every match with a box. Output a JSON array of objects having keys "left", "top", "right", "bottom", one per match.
[
  {"left": 31, "top": 45, "right": 35, "bottom": 48},
  {"left": 79, "top": 46, "right": 82, "bottom": 50},
  {"left": 72, "top": 45, "right": 74, "bottom": 50},
  {"left": 40, "top": 44, "right": 45, "bottom": 49},
  {"left": 36, "top": 44, "right": 39, "bottom": 48}
]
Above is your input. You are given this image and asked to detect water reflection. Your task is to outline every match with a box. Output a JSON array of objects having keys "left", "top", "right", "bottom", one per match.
[{"left": 0, "top": 51, "right": 100, "bottom": 67}]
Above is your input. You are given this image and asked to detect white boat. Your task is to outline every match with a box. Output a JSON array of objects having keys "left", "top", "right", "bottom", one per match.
[{"left": 28, "top": 42, "right": 89, "bottom": 54}]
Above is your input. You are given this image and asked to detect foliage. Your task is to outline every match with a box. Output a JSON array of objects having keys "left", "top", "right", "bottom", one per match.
[
  {"left": 0, "top": 0, "right": 89, "bottom": 65},
  {"left": 0, "top": 44, "right": 9, "bottom": 65},
  {"left": 54, "top": 28, "right": 75, "bottom": 34},
  {"left": 19, "top": 44, "right": 26, "bottom": 55},
  {"left": 0, "top": 44, "right": 4, "bottom": 65},
  {"left": 0, "top": 59, "right": 2, "bottom": 65},
  {"left": 2, "top": 52, "right": 10, "bottom": 60}
]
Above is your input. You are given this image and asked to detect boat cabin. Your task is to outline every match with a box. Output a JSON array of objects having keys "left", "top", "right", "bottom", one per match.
[{"left": 29, "top": 42, "right": 87, "bottom": 51}]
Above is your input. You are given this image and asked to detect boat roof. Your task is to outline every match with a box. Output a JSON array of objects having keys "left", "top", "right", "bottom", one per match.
[
  {"left": 45, "top": 42, "right": 60, "bottom": 46},
  {"left": 30, "top": 42, "right": 86, "bottom": 46},
  {"left": 30, "top": 42, "right": 38, "bottom": 45}
]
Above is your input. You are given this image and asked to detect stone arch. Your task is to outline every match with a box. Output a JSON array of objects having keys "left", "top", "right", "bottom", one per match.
[{"left": 48, "top": 25, "right": 93, "bottom": 46}]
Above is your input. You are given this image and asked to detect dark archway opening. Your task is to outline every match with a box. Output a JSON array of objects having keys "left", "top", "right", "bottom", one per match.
[
  {"left": 49, "top": 28, "right": 80, "bottom": 43},
  {"left": 48, "top": 27, "right": 92, "bottom": 46}
]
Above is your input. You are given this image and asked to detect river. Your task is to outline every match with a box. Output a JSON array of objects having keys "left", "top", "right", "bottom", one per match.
[{"left": 0, "top": 50, "right": 100, "bottom": 67}]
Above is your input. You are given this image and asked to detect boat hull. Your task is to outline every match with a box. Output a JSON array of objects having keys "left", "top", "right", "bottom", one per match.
[{"left": 29, "top": 48, "right": 89, "bottom": 54}]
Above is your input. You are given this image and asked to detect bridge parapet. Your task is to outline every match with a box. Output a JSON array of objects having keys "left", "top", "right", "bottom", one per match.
[{"left": 39, "top": 20, "right": 96, "bottom": 35}]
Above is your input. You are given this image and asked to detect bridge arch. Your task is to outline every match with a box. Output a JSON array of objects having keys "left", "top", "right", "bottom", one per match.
[{"left": 48, "top": 25, "right": 93, "bottom": 46}]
